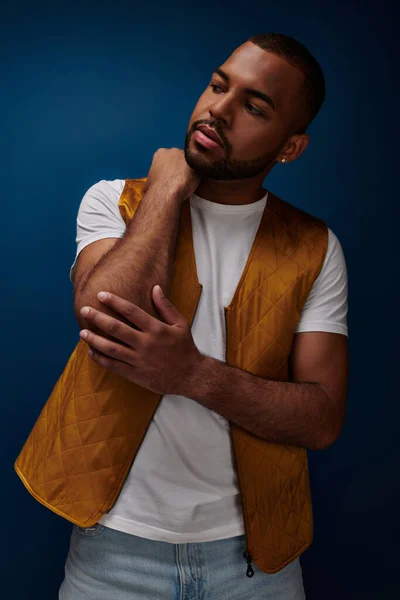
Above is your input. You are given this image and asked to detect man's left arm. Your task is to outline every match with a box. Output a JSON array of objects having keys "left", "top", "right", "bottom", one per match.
[{"left": 181, "top": 331, "right": 349, "bottom": 451}]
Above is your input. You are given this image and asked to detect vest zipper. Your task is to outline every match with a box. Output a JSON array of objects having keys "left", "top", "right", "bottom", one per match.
[
  {"left": 224, "top": 306, "right": 255, "bottom": 578},
  {"left": 243, "top": 550, "right": 254, "bottom": 577},
  {"left": 106, "top": 283, "right": 204, "bottom": 514}
]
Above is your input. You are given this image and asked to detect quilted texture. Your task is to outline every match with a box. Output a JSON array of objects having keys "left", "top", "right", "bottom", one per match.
[
  {"left": 223, "top": 191, "right": 328, "bottom": 573},
  {"left": 15, "top": 178, "right": 328, "bottom": 574}
]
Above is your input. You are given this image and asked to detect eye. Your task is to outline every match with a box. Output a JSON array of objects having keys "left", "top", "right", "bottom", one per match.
[
  {"left": 210, "top": 83, "right": 225, "bottom": 93},
  {"left": 245, "top": 103, "right": 263, "bottom": 117},
  {"left": 209, "top": 83, "right": 265, "bottom": 118}
]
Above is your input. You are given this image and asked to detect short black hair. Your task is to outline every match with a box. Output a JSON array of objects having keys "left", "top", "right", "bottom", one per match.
[{"left": 247, "top": 32, "right": 326, "bottom": 132}]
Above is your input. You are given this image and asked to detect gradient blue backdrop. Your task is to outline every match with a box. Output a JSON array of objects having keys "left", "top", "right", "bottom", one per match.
[{"left": 3, "top": 0, "right": 398, "bottom": 597}]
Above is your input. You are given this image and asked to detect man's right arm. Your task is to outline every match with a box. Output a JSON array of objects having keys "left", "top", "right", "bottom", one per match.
[{"left": 73, "top": 149, "right": 200, "bottom": 332}]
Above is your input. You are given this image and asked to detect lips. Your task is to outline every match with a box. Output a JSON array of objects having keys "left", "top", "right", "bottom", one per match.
[{"left": 196, "top": 125, "right": 223, "bottom": 147}]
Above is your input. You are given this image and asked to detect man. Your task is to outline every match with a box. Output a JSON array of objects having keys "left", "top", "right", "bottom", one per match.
[{"left": 16, "top": 33, "right": 348, "bottom": 599}]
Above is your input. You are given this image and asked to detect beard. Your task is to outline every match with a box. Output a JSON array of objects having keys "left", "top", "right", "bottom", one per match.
[{"left": 184, "top": 121, "right": 281, "bottom": 181}]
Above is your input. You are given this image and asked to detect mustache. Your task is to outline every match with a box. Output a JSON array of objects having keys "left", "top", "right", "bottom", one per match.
[{"left": 190, "top": 119, "right": 230, "bottom": 151}]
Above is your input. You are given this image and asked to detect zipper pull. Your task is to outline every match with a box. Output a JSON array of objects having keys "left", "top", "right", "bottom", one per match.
[{"left": 243, "top": 550, "right": 254, "bottom": 577}]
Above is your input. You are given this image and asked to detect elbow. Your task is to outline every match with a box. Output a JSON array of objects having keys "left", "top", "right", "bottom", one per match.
[
  {"left": 73, "top": 288, "right": 129, "bottom": 340},
  {"left": 311, "top": 426, "right": 342, "bottom": 451},
  {"left": 310, "top": 397, "right": 346, "bottom": 451},
  {"left": 74, "top": 310, "right": 88, "bottom": 331},
  {"left": 74, "top": 290, "right": 89, "bottom": 330},
  {"left": 311, "top": 435, "right": 335, "bottom": 452},
  {"left": 73, "top": 288, "right": 101, "bottom": 331},
  {"left": 73, "top": 283, "right": 107, "bottom": 330}
]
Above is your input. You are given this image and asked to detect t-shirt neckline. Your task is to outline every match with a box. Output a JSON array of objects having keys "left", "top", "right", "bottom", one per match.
[{"left": 190, "top": 191, "right": 268, "bottom": 214}]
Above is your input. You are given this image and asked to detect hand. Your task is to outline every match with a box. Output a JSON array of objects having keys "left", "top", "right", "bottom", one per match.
[
  {"left": 78, "top": 286, "right": 204, "bottom": 396},
  {"left": 145, "top": 148, "right": 201, "bottom": 201}
]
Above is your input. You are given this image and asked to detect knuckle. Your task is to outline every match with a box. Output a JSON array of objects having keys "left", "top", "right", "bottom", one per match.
[
  {"left": 152, "top": 321, "right": 163, "bottom": 335},
  {"left": 123, "top": 303, "right": 135, "bottom": 319},
  {"left": 109, "top": 319, "right": 121, "bottom": 335},
  {"left": 89, "top": 309, "right": 99, "bottom": 323},
  {"left": 121, "top": 348, "right": 133, "bottom": 364},
  {"left": 141, "top": 335, "right": 152, "bottom": 351},
  {"left": 104, "top": 358, "right": 114, "bottom": 370},
  {"left": 107, "top": 343, "right": 118, "bottom": 357}
]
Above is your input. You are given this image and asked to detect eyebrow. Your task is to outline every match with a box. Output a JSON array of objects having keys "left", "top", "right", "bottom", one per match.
[{"left": 213, "top": 67, "right": 276, "bottom": 111}]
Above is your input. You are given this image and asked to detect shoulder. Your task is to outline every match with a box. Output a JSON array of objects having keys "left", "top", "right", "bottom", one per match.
[
  {"left": 82, "top": 179, "right": 126, "bottom": 204},
  {"left": 77, "top": 179, "right": 127, "bottom": 220},
  {"left": 295, "top": 226, "right": 348, "bottom": 335},
  {"left": 76, "top": 179, "right": 130, "bottom": 231},
  {"left": 268, "top": 192, "right": 327, "bottom": 232},
  {"left": 324, "top": 228, "right": 347, "bottom": 272},
  {"left": 302, "top": 227, "right": 347, "bottom": 300},
  {"left": 267, "top": 192, "right": 329, "bottom": 264}
]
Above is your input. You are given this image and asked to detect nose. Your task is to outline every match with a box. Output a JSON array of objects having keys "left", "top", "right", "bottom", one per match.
[
  {"left": 209, "top": 108, "right": 227, "bottom": 127},
  {"left": 209, "top": 94, "right": 234, "bottom": 126}
]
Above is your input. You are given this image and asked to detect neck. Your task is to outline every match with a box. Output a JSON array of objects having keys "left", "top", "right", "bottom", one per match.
[{"left": 193, "top": 177, "right": 268, "bottom": 206}]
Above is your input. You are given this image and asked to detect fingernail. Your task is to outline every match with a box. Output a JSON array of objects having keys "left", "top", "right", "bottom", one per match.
[
  {"left": 98, "top": 292, "right": 108, "bottom": 301},
  {"left": 80, "top": 306, "right": 90, "bottom": 316},
  {"left": 80, "top": 330, "right": 89, "bottom": 339}
]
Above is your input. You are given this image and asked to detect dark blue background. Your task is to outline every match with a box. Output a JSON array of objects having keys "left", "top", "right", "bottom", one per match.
[{"left": 3, "top": 0, "right": 398, "bottom": 597}]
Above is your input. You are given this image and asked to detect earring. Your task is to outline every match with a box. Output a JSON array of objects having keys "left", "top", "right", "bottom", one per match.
[{"left": 281, "top": 158, "right": 286, "bottom": 163}]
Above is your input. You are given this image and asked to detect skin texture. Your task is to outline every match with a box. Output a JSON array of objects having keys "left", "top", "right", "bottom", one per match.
[
  {"left": 80, "top": 287, "right": 348, "bottom": 451},
  {"left": 185, "top": 41, "right": 309, "bottom": 204},
  {"left": 75, "top": 41, "right": 348, "bottom": 450}
]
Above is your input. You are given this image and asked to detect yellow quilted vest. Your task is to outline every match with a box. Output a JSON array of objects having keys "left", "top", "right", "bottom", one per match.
[{"left": 15, "top": 178, "right": 328, "bottom": 575}]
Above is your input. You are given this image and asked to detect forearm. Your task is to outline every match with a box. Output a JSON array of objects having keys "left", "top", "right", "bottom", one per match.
[
  {"left": 182, "top": 356, "right": 337, "bottom": 451},
  {"left": 75, "top": 184, "right": 183, "bottom": 322}
]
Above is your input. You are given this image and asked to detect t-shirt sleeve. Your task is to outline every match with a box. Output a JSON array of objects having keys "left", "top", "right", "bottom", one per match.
[
  {"left": 69, "top": 179, "right": 126, "bottom": 283},
  {"left": 295, "top": 228, "right": 348, "bottom": 337}
]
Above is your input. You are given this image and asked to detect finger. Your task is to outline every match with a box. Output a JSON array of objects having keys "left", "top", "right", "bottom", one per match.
[
  {"left": 152, "top": 285, "right": 187, "bottom": 327},
  {"left": 88, "top": 347, "right": 136, "bottom": 380},
  {"left": 80, "top": 329, "right": 137, "bottom": 364},
  {"left": 80, "top": 306, "right": 142, "bottom": 346},
  {"left": 96, "top": 292, "right": 160, "bottom": 332}
]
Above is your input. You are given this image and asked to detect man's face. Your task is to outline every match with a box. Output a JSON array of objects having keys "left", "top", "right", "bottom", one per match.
[{"left": 184, "top": 42, "right": 305, "bottom": 181}]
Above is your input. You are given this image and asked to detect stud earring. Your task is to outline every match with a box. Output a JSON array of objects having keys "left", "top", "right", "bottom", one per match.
[{"left": 281, "top": 158, "right": 286, "bottom": 163}]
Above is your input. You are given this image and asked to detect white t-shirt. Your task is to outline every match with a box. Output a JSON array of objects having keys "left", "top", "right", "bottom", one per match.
[{"left": 70, "top": 179, "right": 348, "bottom": 543}]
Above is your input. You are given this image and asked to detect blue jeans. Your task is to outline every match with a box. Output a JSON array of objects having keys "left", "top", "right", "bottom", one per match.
[{"left": 59, "top": 524, "right": 306, "bottom": 599}]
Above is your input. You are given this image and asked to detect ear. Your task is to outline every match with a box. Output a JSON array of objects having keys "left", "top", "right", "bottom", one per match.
[{"left": 279, "top": 133, "right": 310, "bottom": 164}]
